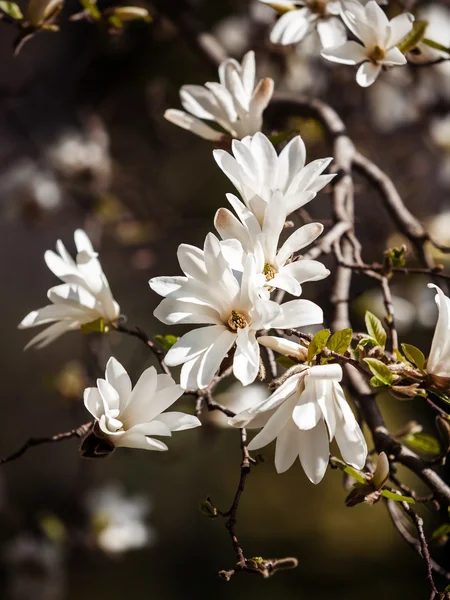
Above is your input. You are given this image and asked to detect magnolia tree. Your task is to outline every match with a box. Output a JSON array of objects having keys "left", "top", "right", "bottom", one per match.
[{"left": 3, "top": 0, "right": 450, "bottom": 597}]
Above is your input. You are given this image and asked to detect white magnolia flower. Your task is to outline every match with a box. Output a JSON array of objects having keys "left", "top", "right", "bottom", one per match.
[
  {"left": 215, "top": 191, "right": 330, "bottom": 295},
  {"left": 260, "top": 0, "right": 347, "bottom": 49},
  {"left": 427, "top": 284, "right": 450, "bottom": 378},
  {"left": 86, "top": 484, "right": 155, "bottom": 554},
  {"left": 84, "top": 357, "right": 201, "bottom": 451},
  {"left": 410, "top": 4, "right": 450, "bottom": 65},
  {"left": 231, "top": 348, "right": 367, "bottom": 483},
  {"left": 164, "top": 50, "right": 274, "bottom": 141},
  {"left": 214, "top": 133, "right": 335, "bottom": 224},
  {"left": 321, "top": 0, "right": 414, "bottom": 87},
  {"left": 149, "top": 233, "right": 323, "bottom": 389},
  {"left": 19, "top": 230, "right": 120, "bottom": 349}
]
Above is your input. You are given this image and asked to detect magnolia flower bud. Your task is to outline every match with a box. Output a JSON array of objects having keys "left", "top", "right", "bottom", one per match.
[
  {"left": 258, "top": 335, "right": 307, "bottom": 361},
  {"left": 27, "top": 0, "right": 63, "bottom": 27}
]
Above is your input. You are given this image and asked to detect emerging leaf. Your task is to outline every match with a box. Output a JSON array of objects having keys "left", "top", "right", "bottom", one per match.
[
  {"left": 330, "top": 457, "right": 366, "bottom": 484},
  {"left": 80, "top": 0, "right": 101, "bottom": 20},
  {"left": 431, "top": 523, "right": 450, "bottom": 542},
  {"left": 0, "top": 0, "right": 23, "bottom": 19},
  {"left": 401, "top": 343, "right": 425, "bottom": 370},
  {"left": 307, "top": 329, "right": 331, "bottom": 363},
  {"left": 154, "top": 334, "right": 178, "bottom": 351},
  {"left": 327, "top": 328, "right": 352, "bottom": 354},
  {"left": 199, "top": 499, "right": 219, "bottom": 519},
  {"left": 365, "top": 311, "right": 387, "bottom": 348},
  {"left": 401, "top": 432, "right": 441, "bottom": 457},
  {"left": 397, "top": 20, "right": 428, "bottom": 53},
  {"left": 276, "top": 355, "right": 298, "bottom": 369},
  {"left": 381, "top": 489, "right": 415, "bottom": 503},
  {"left": 364, "top": 358, "right": 393, "bottom": 386}
]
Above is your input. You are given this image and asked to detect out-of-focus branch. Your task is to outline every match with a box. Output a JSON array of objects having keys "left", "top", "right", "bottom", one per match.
[{"left": 0, "top": 422, "right": 92, "bottom": 465}]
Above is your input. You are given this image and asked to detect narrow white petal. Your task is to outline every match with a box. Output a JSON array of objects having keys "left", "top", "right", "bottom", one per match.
[
  {"left": 157, "top": 412, "right": 202, "bottom": 431},
  {"left": 274, "top": 418, "right": 300, "bottom": 473},
  {"left": 164, "top": 109, "right": 225, "bottom": 142},
  {"left": 269, "top": 299, "right": 323, "bottom": 329},
  {"left": 105, "top": 357, "right": 132, "bottom": 410},
  {"left": 298, "top": 419, "right": 330, "bottom": 484},
  {"left": 321, "top": 41, "right": 368, "bottom": 65},
  {"left": 356, "top": 62, "right": 382, "bottom": 87},
  {"left": 233, "top": 328, "right": 260, "bottom": 386},
  {"left": 276, "top": 222, "right": 324, "bottom": 266},
  {"left": 247, "top": 394, "right": 298, "bottom": 451},
  {"left": 164, "top": 326, "right": 228, "bottom": 366}
]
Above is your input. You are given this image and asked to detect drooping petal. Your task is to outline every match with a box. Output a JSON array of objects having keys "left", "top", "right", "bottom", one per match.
[
  {"left": 247, "top": 394, "right": 298, "bottom": 451},
  {"left": 298, "top": 419, "right": 330, "bottom": 484},
  {"left": 356, "top": 62, "right": 382, "bottom": 87},
  {"left": 157, "top": 412, "right": 202, "bottom": 431},
  {"left": 164, "top": 109, "right": 226, "bottom": 141},
  {"left": 321, "top": 41, "right": 368, "bottom": 65},
  {"left": 281, "top": 259, "right": 330, "bottom": 284},
  {"left": 153, "top": 298, "right": 222, "bottom": 326},
  {"left": 233, "top": 328, "right": 260, "bottom": 386},
  {"left": 269, "top": 299, "right": 323, "bottom": 329},
  {"left": 274, "top": 418, "right": 300, "bottom": 473},
  {"left": 292, "top": 377, "right": 322, "bottom": 430},
  {"left": 165, "top": 326, "right": 227, "bottom": 366},
  {"left": 427, "top": 284, "right": 450, "bottom": 376},
  {"left": 276, "top": 222, "right": 324, "bottom": 266},
  {"left": 197, "top": 328, "right": 237, "bottom": 389},
  {"left": 114, "top": 433, "right": 169, "bottom": 451}
]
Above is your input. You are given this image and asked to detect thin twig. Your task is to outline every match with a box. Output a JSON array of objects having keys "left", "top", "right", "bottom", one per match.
[
  {"left": 114, "top": 323, "right": 171, "bottom": 375},
  {"left": 0, "top": 422, "right": 92, "bottom": 465}
]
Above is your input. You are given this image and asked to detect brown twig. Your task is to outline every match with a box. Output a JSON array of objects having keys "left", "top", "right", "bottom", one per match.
[
  {"left": 0, "top": 422, "right": 92, "bottom": 465},
  {"left": 114, "top": 323, "right": 171, "bottom": 375}
]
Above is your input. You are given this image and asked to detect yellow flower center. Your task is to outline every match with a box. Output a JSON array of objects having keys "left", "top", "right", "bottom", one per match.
[
  {"left": 263, "top": 263, "right": 277, "bottom": 282},
  {"left": 369, "top": 45, "right": 385, "bottom": 63},
  {"left": 227, "top": 310, "right": 248, "bottom": 331}
]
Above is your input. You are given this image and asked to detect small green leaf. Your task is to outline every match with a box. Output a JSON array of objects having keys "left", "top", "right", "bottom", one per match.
[
  {"left": 445, "top": 584, "right": 450, "bottom": 593},
  {"left": 276, "top": 356, "right": 297, "bottom": 369},
  {"left": 0, "top": 0, "right": 23, "bottom": 19},
  {"left": 381, "top": 489, "right": 415, "bottom": 504},
  {"left": 431, "top": 523, "right": 450, "bottom": 542},
  {"left": 81, "top": 317, "right": 105, "bottom": 334},
  {"left": 402, "top": 432, "right": 441, "bottom": 457},
  {"left": 365, "top": 311, "right": 387, "bottom": 348},
  {"left": 39, "top": 513, "right": 66, "bottom": 542},
  {"left": 370, "top": 376, "right": 387, "bottom": 388},
  {"left": 327, "top": 328, "right": 352, "bottom": 354},
  {"left": 385, "top": 246, "right": 407, "bottom": 268},
  {"left": 401, "top": 343, "right": 425, "bottom": 370},
  {"left": 154, "top": 334, "right": 178, "bottom": 351},
  {"left": 432, "top": 390, "right": 450, "bottom": 405},
  {"left": 364, "top": 358, "right": 393, "bottom": 386},
  {"left": 80, "top": 0, "right": 101, "bottom": 19},
  {"left": 422, "top": 37, "right": 450, "bottom": 55},
  {"left": 331, "top": 458, "right": 366, "bottom": 484},
  {"left": 199, "top": 499, "right": 218, "bottom": 519},
  {"left": 307, "top": 329, "right": 331, "bottom": 363},
  {"left": 357, "top": 336, "right": 378, "bottom": 349},
  {"left": 397, "top": 20, "right": 428, "bottom": 53}
]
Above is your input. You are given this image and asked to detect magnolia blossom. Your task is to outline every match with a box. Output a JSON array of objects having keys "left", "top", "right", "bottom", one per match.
[
  {"left": 149, "top": 233, "right": 323, "bottom": 389},
  {"left": 427, "top": 284, "right": 450, "bottom": 378},
  {"left": 260, "top": 0, "right": 347, "bottom": 49},
  {"left": 321, "top": 0, "right": 414, "bottom": 87},
  {"left": 19, "top": 230, "right": 119, "bottom": 349},
  {"left": 214, "top": 191, "right": 329, "bottom": 295},
  {"left": 86, "top": 484, "right": 156, "bottom": 554},
  {"left": 164, "top": 51, "right": 274, "bottom": 141},
  {"left": 84, "top": 357, "right": 201, "bottom": 451},
  {"left": 231, "top": 338, "right": 367, "bottom": 482},
  {"left": 214, "top": 133, "right": 334, "bottom": 224}
]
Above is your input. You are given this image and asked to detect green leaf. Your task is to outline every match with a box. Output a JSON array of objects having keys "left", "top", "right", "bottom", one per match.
[
  {"left": 276, "top": 356, "right": 298, "bottom": 369},
  {"left": 397, "top": 20, "right": 428, "bottom": 53},
  {"left": 365, "top": 311, "right": 387, "bottom": 348},
  {"left": 81, "top": 317, "right": 105, "bottom": 334},
  {"left": 402, "top": 432, "right": 441, "bottom": 457},
  {"left": 80, "top": 0, "right": 101, "bottom": 19},
  {"left": 307, "top": 329, "right": 331, "bottom": 363},
  {"left": 401, "top": 344, "right": 425, "bottom": 370},
  {"left": 381, "top": 490, "right": 415, "bottom": 504},
  {"left": 445, "top": 584, "right": 450, "bottom": 593},
  {"left": 327, "top": 328, "right": 352, "bottom": 354},
  {"left": 370, "top": 376, "right": 387, "bottom": 388},
  {"left": 330, "top": 458, "right": 366, "bottom": 484},
  {"left": 154, "top": 334, "right": 178, "bottom": 351},
  {"left": 364, "top": 358, "right": 393, "bottom": 386},
  {"left": 0, "top": 1, "right": 23, "bottom": 19},
  {"left": 385, "top": 246, "right": 407, "bottom": 268},
  {"left": 199, "top": 499, "right": 218, "bottom": 519},
  {"left": 431, "top": 523, "right": 450, "bottom": 542},
  {"left": 422, "top": 37, "right": 450, "bottom": 55},
  {"left": 357, "top": 336, "right": 378, "bottom": 349},
  {"left": 432, "top": 390, "right": 450, "bottom": 405}
]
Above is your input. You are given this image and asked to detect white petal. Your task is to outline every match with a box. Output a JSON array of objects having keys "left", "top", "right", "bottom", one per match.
[
  {"left": 383, "top": 46, "right": 407, "bottom": 66},
  {"left": 334, "top": 400, "right": 367, "bottom": 470},
  {"left": 316, "top": 17, "right": 348, "bottom": 49},
  {"left": 214, "top": 208, "right": 250, "bottom": 249},
  {"left": 197, "top": 328, "right": 237, "bottom": 389},
  {"left": 247, "top": 394, "right": 298, "bottom": 451},
  {"left": 233, "top": 328, "right": 260, "bottom": 386},
  {"left": 281, "top": 260, "right": 330, "bottom": 284},
  {"left": 157, "top": 412, "right": 202, "bottom": 431},
  {"left": 270, "top": 8, "right": 311, "bottom": 45},
  {"left": 277, "top": 136, "right": 306, "bottom": 192},
  {"left": 269, "top": 299, "right": 323, "bottom": 329},
  {"left": 74, "top": 229, "right": 95, "bottom": 254},
  {"left": 258, "top": 335, "right": 305, "bottom": 359},
  {"left": 269, "top": 272, "right": 302, "bottom": 296},
  {"left": 23, "top": 321, "right": 73, "bottom": 350},
  {"left": 262, "top": 191, "right": 286, "bottom": 263},
  {"left": 308, "top": 363, "right": 343, "bottom": 381},
  {"left": 164, "top": 326, "right": 228, "bottom": 366},
  {"left": 153, "top": 298, "right": 222, "bottom": 326},
  {"left": 164, "top": 109, "right": 225, "bottom": 142},
  {"left": 105, "top": 357, "right": 132, "bottom": 410},
  {"left": 179, "top": 85, "right": 220, "bottom": 120},
  {"left": 298, "top": 419, "right": 330, "bottom": 484},
  {"left": 387, "top": 12, "right": 414, "bottom": 47},
  {"left": 249, "top": 77, "right": 274, "bottom": 120},
  {"left": 321, "top": 41, "right": 368, "bottom": 65},
  {"left": 149, "top": 276, "right": 187, "bottom": 298},
  {"left": 274, "top": 418, "right": 300, "bottom": 473},
  {"left": 84, "top": 387, "right": 104, "bottom": 419},
  {"left": 177, "top": 244, "right": 207, "bottom": 280},
  {"left": 114, "top": 433, "right": 169, "bottom": 451},
  {"left": 427, "top": 284, "right": 450, "bottom": 375},
  {"left": 97, "top": 378, "right": 120, "bottom": 412},
  {"left": 356, "top": 62, "right": 381, "bottom": 87},
  {"left": 292, "top": 378, "right": 322, "bottom": 430},
  {"left": 276, "top": 222, "right": 324, "bottom": 265}
]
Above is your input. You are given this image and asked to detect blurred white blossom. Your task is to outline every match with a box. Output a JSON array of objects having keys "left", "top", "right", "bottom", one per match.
[
  {"left": 19, "top": 230, "right": 120, "bottom": 349},
  {"left": 86, "top": 484, "right": 156, "bottom": 554},
  {"left": 164, "top": 51, "right": 274, "bottom": 141},
  {"left": 427, "top": 284, "right": 450, "bottom": 378},
  {"left": 84, "top": 357, "right": 200, "bottom": 451},
  {"left": 213, "top": 133, "right": 334, "bottom": 224},
  {"left": 322, "top": 0, "right": 413, "bottom": 87}
]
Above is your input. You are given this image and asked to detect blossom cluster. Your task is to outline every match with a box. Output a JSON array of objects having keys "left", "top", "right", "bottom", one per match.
[{"left": 18, "top": 48, "right": 450, "bottom": 489}]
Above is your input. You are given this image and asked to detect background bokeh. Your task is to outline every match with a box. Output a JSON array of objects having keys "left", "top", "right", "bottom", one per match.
[{"left": 1, "top": 1, "right": 450, "bottom": 599}]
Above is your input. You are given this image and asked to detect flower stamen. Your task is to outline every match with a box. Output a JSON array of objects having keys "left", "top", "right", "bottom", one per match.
[
  {"left": 263, "top": 263, "right": 277, "bottom": 282},
  {"left": 369, "top": 45, "right": 385, "bottom": 63},
  {"left": 227, "top": 310, "right": 249, "bottom": 331}
]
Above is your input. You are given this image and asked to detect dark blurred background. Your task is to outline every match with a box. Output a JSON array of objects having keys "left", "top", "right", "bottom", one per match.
[{"left": 1, "top": 1, "right": 450, "bottom": 598}]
